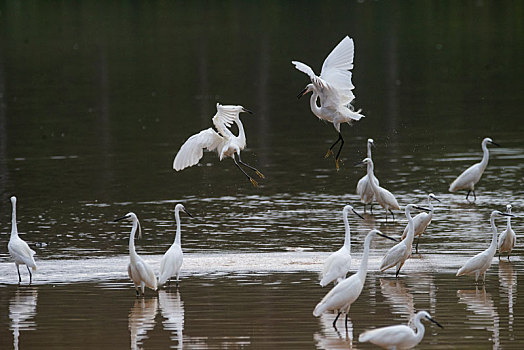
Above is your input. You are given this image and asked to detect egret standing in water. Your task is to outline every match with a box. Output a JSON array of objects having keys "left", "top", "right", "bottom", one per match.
[
  {"left": 173, "top": 103, "right": 264, "bottom": 187},
  {"left": 400, "top": 193, "right": 441, "bottom": 254},
  {"left": 7, "top": 196, "right": 37, "bottom": 285},
  {"left": 313, "top": 230, "right": 397, "bottom": 331},
  {"left": 380, "top": 204, "right": 431, "bottom": 277},
  {"left": 319, "top": 204, "right": 363, "bottom": 287},
  {"left": 449, "top": 137, "right": 500, "bottom": 201},
  {"left": 356, "top": 139, "right": 380, "bottom": 213},
  {"left": 292, "top": 36, "right": 365, "bottom": 170},
  {"left": 158, "top": 204, "right": 193, "bottom": 287},
  {"left": 498, "top": 204, "right": 516, "bottom": 261},
  {"left": 457, "top": 210, "right": 514, "bottom": 284},
  {"left": 360, "top": 158, "right": 400, "bottom": 221},
  {"left": 359, "top": 310, "right": 443, "bottom": 349},
  {"left": 115, "top": 212, "right": 158, "bottom": 296}
]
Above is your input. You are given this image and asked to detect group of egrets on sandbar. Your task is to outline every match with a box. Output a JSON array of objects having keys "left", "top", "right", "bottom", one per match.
[{"left": 6, "top": 35, "right": 517, "bottom": 349}]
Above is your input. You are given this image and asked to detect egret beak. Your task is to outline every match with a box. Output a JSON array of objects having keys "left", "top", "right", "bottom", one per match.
[
  {"left": 431, "top": 195, "right": 442, "bottom": 203},
  {"left": 375, "top": 231, "right": 399, "bottom": 242},
  {"left": 351, "top": 208, "right": 364, "bottom": 220},
  {"left": 297, "top": 87, "right": 308, "bottom": 99},
  {"left": 183, "top": 208, "right": 194, "bottom": 218},
  {"left": 242, "top": 107, "right": 253, "bottom": 114},
  {"left": 499, "top": 211, "right": 515, "bottom": 217},
  {"left": 414, "top": 205, "right": 431, "bottom": 212},
  {"left": 489, "top": 141, "right": 500, "bottom": 147},
  {"left": 114, "top": 215, "right": 129, "bottom": 222},
  {"left": 426, "top": 316, "right": 444, "bottom": 329},
  {"left": 354, "top": 161, "right": 365, "bottom": 167}
]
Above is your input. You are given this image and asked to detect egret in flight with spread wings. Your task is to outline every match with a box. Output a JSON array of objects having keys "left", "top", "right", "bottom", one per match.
[
  {"left": 313, "top": 230, "right": 397, "bottom": 331},
  {"left": 158, "top": 204, "right": 192, "bottom": 287},
  {"left": 115, "top": 212, "right": 158, "bottom": 296},
  {"left": 380, "top": 204, "right": 431, "bottom": 277},
  {"left": 360, "top": 158, "right": 400, "bottom": 221},
  {"left": 457, "top": 210, "right": 514, "bottom": 284},
  {"left": 359, "top": 310, "right": 443, "bottom": 349},
  {"left": 319, "top": 204, "right": 364, "bottom": 287},
  {"left": 356, "top": 139, "right": 379, "bottom": 213},
  {"left": 400, "top": 193, "right": 441, "bottom": 254},
  {"left": 173, "top": 103, "right": 264, "bottom": 187},
  {"left": 449, "top": 137, "right": 499, "bottom": 201},
  {"left": 498, "top": 204, "right": 516, "bottom": 261},
  {"left": 7, "top": 196, "right": 37, "bottom": 284},
  {"left": 293, "top": 36, "right": 365, "bottom": 170}
]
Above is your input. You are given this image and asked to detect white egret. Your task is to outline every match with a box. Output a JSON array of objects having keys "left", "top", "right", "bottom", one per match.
[
  {"left": 158, "top": 204, "right": 193, "bottom": 287},
  {"left": 115, "top": 212, "right": 158, "bottom": 296},
  {"left": 173, "top": 103, "right": 264, "bottom": 187},
  {"left": 7, "top": 196, "right": 37, "bottom": 284},
  {"left": 360, "top": 158, "right": 400, "bottom": 221},
  {"left": 359, "top": 310, "right": 443, "bottom": 349},
  {"left": 319, "top": 204, "right": 364, "bottom": 287},
  {"left": 380, "top": 204, "right": 431, "bottom": 277},
  {"left": 498, "top": 204, "right": 516, "bottom": 261},
  {"left": 356, "top": 139, "right": 380, "bottom": 213},
  {"left": 292, "top": 36, "right": 365, "bottom": 170},
  {"left": 313, "top": 229, "right": 397, "bottom": 331},
  {"left": 457, "top": 210, "right": 514, "bottom": 283},
  {"left": 400, "top": 193, "right": 441, "bottom": 254},
  {"left": 449, "top": 137, "right": 500, "bottom": 201}
]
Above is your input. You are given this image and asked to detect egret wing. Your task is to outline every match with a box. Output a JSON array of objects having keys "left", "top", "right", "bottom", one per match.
[
  {"left": 8, "top": 239, "right": 37, "bottom": 269},
  {"left": 173, "top": 128, "right": 222, "bottom": 171},
  {"left": 380, "top": 243, "right": 407, "bottom": 271},
  {"left": 212, "top": 104, "right": 243, "bottom": 137},
  {"left": 136, "top": 260, "right": 158, "bottom": 291},
  {"left": 320, "top": 36, "right": 356, "bottom": 104},
  {"left": 320, "top": 249, "right": 351, "bottom": 287}
]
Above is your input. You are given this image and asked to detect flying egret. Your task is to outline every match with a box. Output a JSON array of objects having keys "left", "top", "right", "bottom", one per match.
[
  {"left": 400, "top": 193, "right": 441, "bottom": 254},
  {"left": 292, "top": 36, "right": 365, "bottom": 170},
  {"left": 360, "top": 158, "right": 400, "bottom": 221},
  {"left": 457, "top": 210, "right": 514, "bottom": 283},
  {"left": 380, "top": 204, "right": 431, "bottom": 277},
  {"left": 356, "top": 139, "right": 380, "bottom": 213},
  {"left": 7, "top": 196, "right": 37, "bottom": 285},
  {"left": 158, "top": 204, "right": 193, "bottom": 287},
  {"left": 359, "top": 310, "right": 443, "bottom": 349},
  {"left": 173, "top": 103, "right": 264, "bottom": 187},
  {"left": 313, "top": 229, "right": 397, "bottom": 331},
  {"left": 498, "top": 204, "right": 516, "bottom": 261},
  {"left": 319, "top": 204, "right": 364, "bottom": 287},
  {"left": 115, "top": 212, "right": 158, "bottom": 296},
  {"left": 449, "top": 137, "right": 500, "bottom": 201}
]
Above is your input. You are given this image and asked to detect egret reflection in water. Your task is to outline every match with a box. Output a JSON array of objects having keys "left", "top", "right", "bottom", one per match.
[
  {"left": 379, "top": 278, "right": 415, "bottom": 322},
  {"left": 498, "top": 261, "right": 517, "bottom": 334},
  {"left": 158, "top": 290, "right": 184, "bottom": 349},
  {"left": 129, "top": 297, "right": 158, "bottom": 350},
  {"left": 9, "top": 288, "right": 38, "bottom": 350},
  {"left": 314, "top": 313, "right": 354, "bottom": 350}
]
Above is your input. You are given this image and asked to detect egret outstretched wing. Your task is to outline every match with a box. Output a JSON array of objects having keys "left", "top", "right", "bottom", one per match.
[
  {"left": 212, "top": 104, "right": 244, "bottom": 137},
  {"left": 320, "top": 36, "right": 356, "bottom": 104},
  {"left": 173, "top": 128, "right": 223, "bottom": 171}
]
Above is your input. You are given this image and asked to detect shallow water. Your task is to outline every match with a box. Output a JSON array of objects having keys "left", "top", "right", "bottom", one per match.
[{"left": 1, "top": 1, "right": 524, "bottom": 349}]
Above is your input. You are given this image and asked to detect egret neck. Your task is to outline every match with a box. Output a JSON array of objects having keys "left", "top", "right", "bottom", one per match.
[
  {"left": 174, "top": 208, "right": 182, "bottom": 246},
  {"left": 479, "top": 139, "right": 491, "bottom": 173},
  {"left": 11, "top": 198, "right": 18, "bottom": 237},
  {"left": 342, "top": 208, "right": 351, "bottom": 249},
  {"left": 129, "top": 218, "right": 140, "bottom": 262}
]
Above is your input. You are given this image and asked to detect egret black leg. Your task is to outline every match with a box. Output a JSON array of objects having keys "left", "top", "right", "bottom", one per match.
[
  {"left": 345, "top": 314, "right": 349, "bottom": 331},
  {"left": 325, "top": 133, "right": 343, "bottom": 158},
  {"left": 389, "top": 209, "right": 396, "bottom": 221},
  {"left": 136, "top": 289, "right": 140, "bottom": 297},
  {"left": 27, "top": 266, "right": 32, "bottom": 285},
  {"left": 237, "top": 154, "right": 265, "bottom": 179},
  {"left": 233, "top": 155, "right": 258, "bottom": 187},
  {"left": 415, "top": 237, "right": 420, "bottom": 254},
  {"left": 334, "top": 133, "right": 345, "bottom": 170},
  {"left": 466, "top": 190, "right": 471, "bottom": 201},
  {"left": 333, "top": 312, "right": 342, "bottom": 328},
  {"left": 370, "top": 203, "right": 374, "bottom": 214},
  {"left": 395, "top": 268, "right": 400, "bottom": 278},
  {"left": 473, "top": 190, "right": 477, "bottom": 201},
  {"left": 16, "top": 265, "right": 21, "bottom": 284}
]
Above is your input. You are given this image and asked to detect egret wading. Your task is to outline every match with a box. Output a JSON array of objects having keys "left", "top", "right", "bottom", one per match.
[
  {"left": 158, "top": 204, "right": 193, "bottom": 287},
  {"left": 356, "top": 139, "right": 380, "bottom": 213},
  {"left": 114, "top": 212, "right": 158, "bottom": 296},
  {"left": 7, "top": 196, "right": 37, "bottom": 285},
  {"left": 292, "top": 36, "right": 365, "bottom": 170},
  {"left": 313, "top": 230, "right": 397, "bottom": 331},
  {"left": 359, "top": 158, "right": 400, "bottom": 221},
  {"left": 449, "top": 137, "right": 500, "bottom": 201},
  {"left": 400, "top": 193, "right": 441, "bottom": 254},
  {"left": 359, "top": 310, "right": 443, "bottom": 349},
  {"left": 319, "top": 205, "right": 364, "bottom": 287},
  {"left": 456, "top": 210, "right": 514, "bottom": 284},
  {"left": 498, "top": 204, "right": 516, "bottom": 261},
  {"left": 173, "top": 103, "right": 264, "bottom": 187},
  {"left": 380, "top": 204, "right": 431, "bottom": 277}
]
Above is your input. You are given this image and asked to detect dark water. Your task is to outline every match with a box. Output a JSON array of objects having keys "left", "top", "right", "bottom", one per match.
[{"left": 1, "top": 1, "right": 524, "bottom": 349}]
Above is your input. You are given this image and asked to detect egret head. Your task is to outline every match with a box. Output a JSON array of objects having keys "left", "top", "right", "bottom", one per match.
[
  {"left": 368, "top": 138, "right": 374, "bottom": 146},
  {"left": 482, "top": 137, "right": 500, "bottom": 147},
  {"left": 343, "top": 204, "right": 364, "bottom": 220},
  {"left": 216, "top": 103, "right": 253, "bottom": 116},
  {"left": 492, "top": 210, "right": 514, "bottom": 219},
  {"left": 506, "top": 204, "right": 512, "bottom": 213},
  {"left": 405, "top": 204, "right": 431, "bottom": 214},
  {"left": 10, "top": 196, "right": 16, "bottom": 205},
  {"left": 174, "top": 203, "right": 193, "bottom": 217},
  {"left": 114, "top": 212, "right": 138, "bottom": 222},
  {"left": 418, "top": 311, "right": 444, "bottom": 328},
  {"left": 297, "top": 84, "right": 314, "bottom": 99},
  {"left": 369, "top": 229, "right": 398, "bottom": 242},
  {"left": 428, "top": 193, "right": 441, "bottom": 202}
]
